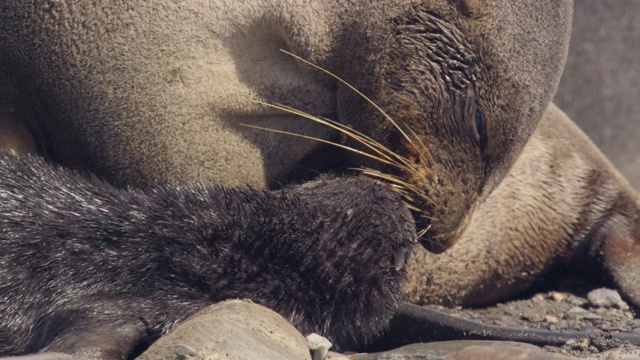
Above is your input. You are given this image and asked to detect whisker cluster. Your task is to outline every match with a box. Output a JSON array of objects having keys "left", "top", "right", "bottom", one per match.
[{"left": 242, "top": 50, "right": 436, "bottom": 238}]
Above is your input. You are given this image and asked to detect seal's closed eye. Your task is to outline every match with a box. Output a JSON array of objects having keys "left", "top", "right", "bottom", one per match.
[
  {"left": 473, "top": 107, "right": 487, "bottom": 152},
  {"left": 462, "top": 85, "right": 487, "bottom": 152}
]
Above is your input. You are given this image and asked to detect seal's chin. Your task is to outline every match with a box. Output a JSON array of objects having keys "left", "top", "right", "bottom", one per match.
[
  {"left": 415, "top": 200, "right": 478, "bottom": 254},
  {"left": 419, "top": 235, "right": 449, "bottom": 254}
]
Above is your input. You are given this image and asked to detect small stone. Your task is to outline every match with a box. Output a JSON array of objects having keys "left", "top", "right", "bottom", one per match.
[
  {"left": 503, "top": 307, "right": 519, "bottom": 317},
  {"left": 523, "top": 308, "right": 546, "bottom": 323},
  {"left": 551, "top": 291, "right": 567, "bottom": 301},
  {"left": 587, "top": 288, "right": 629, "bottom": 310},
  {"left": 568, "top": 296, "right": 588, "bottom": 306},
  {"left": 532, "top": 294, "right": 546, "bottom": 303},
  {"left": 557, "top": 320, "right": 569, "bottom": 329},
  {"left": 545, "top": 315, "right": 559, "bottom": 324},
  {"left": 568, "top": 306, "right": 586, "bottom": 313},
  {"left": 307, "top": 333, "right": 332, "bottom": 360},
  {"left": 624, "top": 311, "right": 635, "bottom": 319}
]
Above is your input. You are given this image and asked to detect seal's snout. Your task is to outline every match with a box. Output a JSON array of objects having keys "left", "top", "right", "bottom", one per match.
[{"left": 415, "top": 198, "right": 477, "bottom": 253}]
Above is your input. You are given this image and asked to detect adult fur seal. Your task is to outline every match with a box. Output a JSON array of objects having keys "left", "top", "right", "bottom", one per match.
[
  {"left": 0, "top": 1, "right": 572, "bottom": 250},
  {"left": 0, "top": 150, "right": 415, "bottom": 357}
]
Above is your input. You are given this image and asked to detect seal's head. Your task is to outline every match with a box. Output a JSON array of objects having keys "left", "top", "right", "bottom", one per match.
[
  {"left": 330, "top": 0, "right": 573, "bottom": 251},
  {"left": 1, "top": 0, "right": 571, "bottom": 252}
]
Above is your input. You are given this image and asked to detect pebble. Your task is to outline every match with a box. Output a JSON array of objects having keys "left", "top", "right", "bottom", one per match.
[
  {"left": 532, "top": 294, "right": 546, "bottom": 303},
  {"left": 545, "top": 315, "right": 559, "bottom": 324},
  {"left": 587, "top": 289, "right": 629, "bottom": 310},
  {"left": 523, "top": 308, "right": 546, "bottom": 323},
  {"left": 551, "top": 292, "right": 567, "bottom": 302},
  {"left": 307, "top": 333, "right": 333, "bottom": 360}
]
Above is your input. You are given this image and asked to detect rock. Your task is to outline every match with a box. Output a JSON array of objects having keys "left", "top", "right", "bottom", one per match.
[
  {"left": 445, "top": 344, "right": 577, "bottom": 360},
  {"left": 532, "top": 294, "right": 546, "bottom": 303},
  {"left": 523, "top": 309, "right": 546, "bottom": 323},
  {"left": 545, "top": 315, "right": 559, "bottom": 324},
  {"left": 354, "top": 341, "right": 579, "bottom": 360},
  {"left": 138, "top": 299, "right": 312, "bottom": 360},
  {"left": 587, "top": 288, "right": 629, "bottom": 310},
  {"left": 307, "top": 333, "right": 332, "bottom": 360},
  {"left": 550, "top": 292, "right": 567, "bottom": 302}
]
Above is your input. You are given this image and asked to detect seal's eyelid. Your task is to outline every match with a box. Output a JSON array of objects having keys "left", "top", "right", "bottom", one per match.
[
  {"left": 474, "top": 107, "right": 488, "bottom": 152},
  {"left": 462, "top": 86, "right": 485, "bottom": 151},
  {"left": 461, "top": 83, "right": 488, "bottom": 152},
  {"left": 463, "top": 86, "right": 476, "bottom": 119}
]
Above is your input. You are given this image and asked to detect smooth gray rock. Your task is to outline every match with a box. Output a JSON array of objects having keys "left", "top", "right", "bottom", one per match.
[
  {"left": 355, "top": 341, "right": 577, "bottom": 360},
  {"left": 554, "top": 0, "right": 640, "bottom": 190},
  {"left": 138, "top": 299, "right": 311, "bottom": 360},
  {"left": 444, "top": 344, "right": 575, "bottom": 360}
]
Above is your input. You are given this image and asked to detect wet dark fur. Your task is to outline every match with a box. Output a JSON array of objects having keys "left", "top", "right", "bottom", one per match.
[{"left": 0, "top": 151, "right": 415, "bottom": 358}]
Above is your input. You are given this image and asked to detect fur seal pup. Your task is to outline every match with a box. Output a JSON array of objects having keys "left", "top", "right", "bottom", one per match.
[{"left": 0, "top": 150, "right": 415, "bottom": 357}]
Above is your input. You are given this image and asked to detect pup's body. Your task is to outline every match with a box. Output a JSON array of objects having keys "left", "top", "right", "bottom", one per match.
[{"left": 0, "top": 152, "right": 414, "bottom": 357}]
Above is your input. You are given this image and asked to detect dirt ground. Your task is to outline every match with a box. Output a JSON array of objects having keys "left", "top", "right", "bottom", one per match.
[{"left": 423, "top": 278, "right": 640, "bottom": 358}]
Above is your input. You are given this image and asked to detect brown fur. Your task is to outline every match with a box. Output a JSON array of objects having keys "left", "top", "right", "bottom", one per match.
[
  {"left": 405, "top": 104, "right": 640, "bottom": 307},
  {"left": 0, "top": 1, "right": 572, "bottom": 250},
  {"left": 6, "top": 1, "right": 638, "bottom": 354}
]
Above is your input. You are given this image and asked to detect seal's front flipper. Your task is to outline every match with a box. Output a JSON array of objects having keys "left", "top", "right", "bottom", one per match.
[
  {"left": 40, "top": 315, "right": 147, "bottom": 360},
  {"left": 598, "top": 211, "right": 640, "bottom": 307}
]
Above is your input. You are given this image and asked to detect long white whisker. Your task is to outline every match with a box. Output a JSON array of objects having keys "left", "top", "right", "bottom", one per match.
[
  {"left": 315, "top": 115, "right": 424, "bottom": 173},
  {"left": 280, "top": 49, "right": 415, "bottom": 146},
  {"left": 241, "top": 124, "right": 398, "bottom": 167},
  {"left": 255, "top": 102, "right": 417, "bottom": 173}
]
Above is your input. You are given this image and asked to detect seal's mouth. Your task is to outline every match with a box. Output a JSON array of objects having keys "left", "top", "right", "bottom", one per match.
[{"left": 415, "top": 199, "right": 477, "bottom": 253}]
